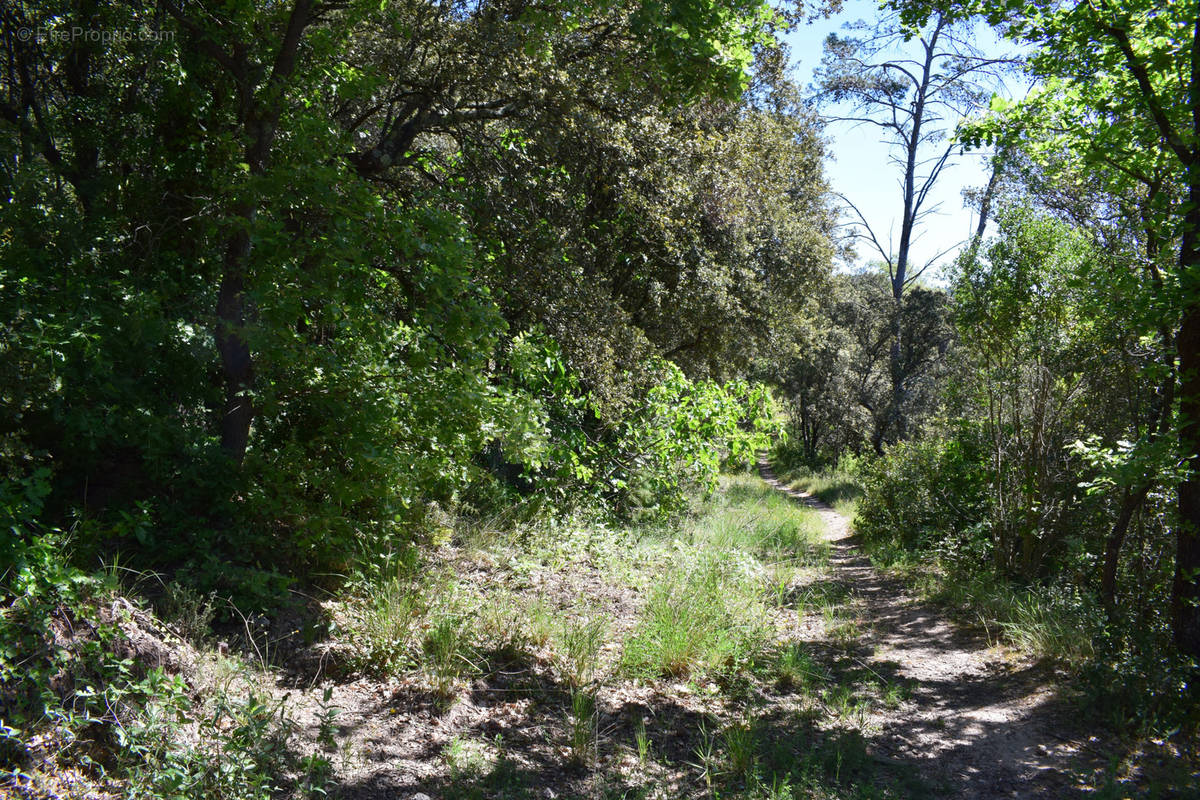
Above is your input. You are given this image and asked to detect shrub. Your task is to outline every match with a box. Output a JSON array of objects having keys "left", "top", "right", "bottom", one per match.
[
  {"left": 0, "top": 521, "right": 307, "bottom": 799},
  {"left": 855, "top": 431, "right": 989, "bottom": 558}
]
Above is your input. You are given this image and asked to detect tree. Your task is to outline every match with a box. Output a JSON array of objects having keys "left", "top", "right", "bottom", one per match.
[
  {"left": 0, "top": 0, "right": 817, "bottom": 590},
  {"left": 462, "top": 42, "right": 834, "bottom": 417},
  {"left": 895, "top": 0, "right": 1200, "bottom": 658},
  {"left": 982, "top": 136, "right": 1180, "bottom": 616},
  {"left": 778, "top": 268, "right": 952, "bottom": 460},
  {"left": 815, "top": 8, "right": 1005, "bottom": 449}
]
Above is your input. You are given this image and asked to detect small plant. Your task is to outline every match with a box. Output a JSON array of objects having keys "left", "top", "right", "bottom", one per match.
[
  {"left": 722, "top": 720, "right": 757, "bottom": 778},
  {"left": 315, "top": 687, "right": 339, "bottom": 751},
  {"left": 478, "top": 592, "right": 531, "bottom": 659},
  {"left": 881, "top": 681, "right": 907, "bottom": 710},
  {"left": 775, "top": 644, "right": 820, "bottom": 691},
  {"left": 823, "top": 606, "right": 860, "bottom": 647},
  {"left": 423, "top": 613, "right": 477, "bottom": 700},
  {"left": 765, "top": 565, "right": 793, "bottom": 608},
  {"left": 347, "top": 576, "right": 422, "bottom": 675},
  {"left": 821, "top": 685, "right": 866, "bottom": 725},
  {"left": 157, "top": 581, "right": 217, "bottom": 644},
  {"left": 691, "top": 722, "right": 719, "bottom": 794},
  {"left": 634, "top": 715, "right": 651, "bottom": 766},
  {"left": 560, "top": 614, "right": 606, "bottom": 688},
  {"left": 445, "top": 735, "right": 496, "bottom": 781},
  {"left": 525, "top": 598, "right": 556, "bottom": 648},
  {"left": 568, "top": 689, "right": 597, "bottom": 764},
  {"left": 752, "top": 774, "right": 795, "bottom": 800},
  {"left": 299, "top": 752, "right": 333, "bottom": 797}
]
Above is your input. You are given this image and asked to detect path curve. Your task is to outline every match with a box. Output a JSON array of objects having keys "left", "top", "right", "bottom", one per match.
[{"left": 758, "top": 456, "right": 1093, "bottom": 798}]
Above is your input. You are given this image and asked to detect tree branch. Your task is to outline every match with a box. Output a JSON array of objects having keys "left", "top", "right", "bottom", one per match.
[{"left": 1093, "top": 7, "right": 1192, "bottom": 165}]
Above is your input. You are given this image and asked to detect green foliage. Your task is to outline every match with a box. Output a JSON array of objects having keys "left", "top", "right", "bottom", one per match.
[
  {"left": 631, "top": 0, "right": 778, "bottom": 97},
  {"left": 467, "top": 57, "right": 833, "bottom": 406},
  {"left": 119, "top": 682, "right": 295, "bottom": 800},
  {"left": 0, "top": 0, "right": 823, "bottom": 612},
  {"left": 622, "top": 553, "right": 767, "bottom": 679},
  {"left": 845, "top": 203, "right": 1192, "bottom": 729},
  {"left": 0, "top": 516, "right": 308, "bottom": 799},
  {"left": 1080, "top": 641, "right": 1200, "bottom": 736},
  {"left": 498, "top": 332, "right": 783, "bottom": 519},
  {"left": 775, "top": 269, "right": 953, "bottom": 461},
  {"left": 856, "top": 434, "right": 989, "bottom": 557},
  {"left": 897, "top": 0, "right": 1200, "bottom": 672}
]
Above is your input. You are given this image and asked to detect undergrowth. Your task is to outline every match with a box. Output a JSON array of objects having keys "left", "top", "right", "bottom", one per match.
[
  {"left": 774, "top": 455, "right": 865, "bottom": 519},
  {"left": 0, "top": 529, "right": 322, "bottom": 799},
  {"left": 621, "top": 553, "right": 768, "bottom": 680}
]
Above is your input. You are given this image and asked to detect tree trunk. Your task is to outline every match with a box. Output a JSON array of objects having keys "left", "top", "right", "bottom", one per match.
[
  {"left": 885, "top": 17, "right": 942, "bottom": 446},
  {"left": 1101, "top": 313, "right": 1173, "bottom": 617},
  {"left": 1101, "top": 485, "right": 1150, "bottom": 616},
  {"left": 181, "top": 0, "right": 314, "bottom": 466},
  {"left": 1174, "top": 308, "right": 1200, "bottom": 657},
  {"left": 1172, "top": 11, "right": 1200, "bottom": 655},
  {"left": 1173, "top": 175, "right": 1200, "bottom": 660},
  {"left": 216, "top": 223, "right": 255, "bottom": 462}
]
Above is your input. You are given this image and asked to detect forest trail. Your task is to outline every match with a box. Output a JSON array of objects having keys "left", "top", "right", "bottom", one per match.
[
  {"left": 278, "top": 466, "right": 1128, "bottom": 800},
  {"left": 757, "top": 456, "right": 1097, "bottom": 798}
]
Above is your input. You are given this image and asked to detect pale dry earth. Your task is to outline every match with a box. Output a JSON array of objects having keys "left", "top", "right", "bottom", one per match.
[{"left": 757, "top": 457, "right": 1100, "bottom": 798}]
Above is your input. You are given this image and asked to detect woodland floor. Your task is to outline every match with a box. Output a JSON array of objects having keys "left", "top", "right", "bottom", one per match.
[
  {"left": 259, "top": 462, "right": 1196, "bottom": 799},
  {"left": 757, "top": 461, "right": 1100, "bottom": 799}
]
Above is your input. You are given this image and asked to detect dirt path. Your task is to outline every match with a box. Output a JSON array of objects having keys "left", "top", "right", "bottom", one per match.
[
  {"left": 758, "top": 457, "right": 1097, "bottom": 798},
  {"left": 279, "top": 466, "right": 1120, "bottom": 799}
]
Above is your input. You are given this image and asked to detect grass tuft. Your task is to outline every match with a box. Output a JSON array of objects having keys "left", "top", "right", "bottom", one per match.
[{"left": 621, "top": 555, "right": 766, "bottom": 680}]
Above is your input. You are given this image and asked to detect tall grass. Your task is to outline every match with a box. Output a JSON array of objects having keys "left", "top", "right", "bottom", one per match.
[
  {"left": 934, "top": 571, "right": 1100, "bottom": 666},
  {"left": 696, "top": 483, "right": 828, "bottom": 566},
  {"left": 342, "top": 574, "right": 423, "bottom": 674},
  {"left": 622, "top": 554, "right": 766, "bottom": 679},
  {"left": 622, "top": 474, "right": 826, "bottom": 680}
]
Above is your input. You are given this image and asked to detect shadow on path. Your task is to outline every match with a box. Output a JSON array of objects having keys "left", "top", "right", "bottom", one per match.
[{"left": 758, "top": 456, "right": 1101, "bottom": 798}]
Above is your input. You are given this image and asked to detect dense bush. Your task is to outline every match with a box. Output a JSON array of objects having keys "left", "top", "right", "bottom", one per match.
[
  {"left": 0, "top": 0, "right": 824, "bottom": 610},
  {"left": 485, "top": 332, "right": 781, "bottom": 520},
  {"left": 855, "top": 429, "right": 989, "bottom": 559}
]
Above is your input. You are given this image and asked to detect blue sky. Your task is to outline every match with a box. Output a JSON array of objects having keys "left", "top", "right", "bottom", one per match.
[{"left": 782, "top": 0, "right": 1022, "bottom": 279}]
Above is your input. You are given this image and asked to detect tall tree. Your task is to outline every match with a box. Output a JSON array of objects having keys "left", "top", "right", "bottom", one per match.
[
  {"left": 815, "top": 8, "right": 1005, "bottom": 449},
  {"left": 0, "top": 0, "right": 822, "bottom": 583}
]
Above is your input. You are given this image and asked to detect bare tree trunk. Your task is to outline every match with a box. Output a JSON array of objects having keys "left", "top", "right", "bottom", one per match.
[
  {"left": 973, "top": 148, "right": 1004, "bottom": 245},
  {"left": 885, "top": 16, "right": 944, "bottom": 446},
  {"left": 216, "top": 220, "right": 255, "bottom": 461}
]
